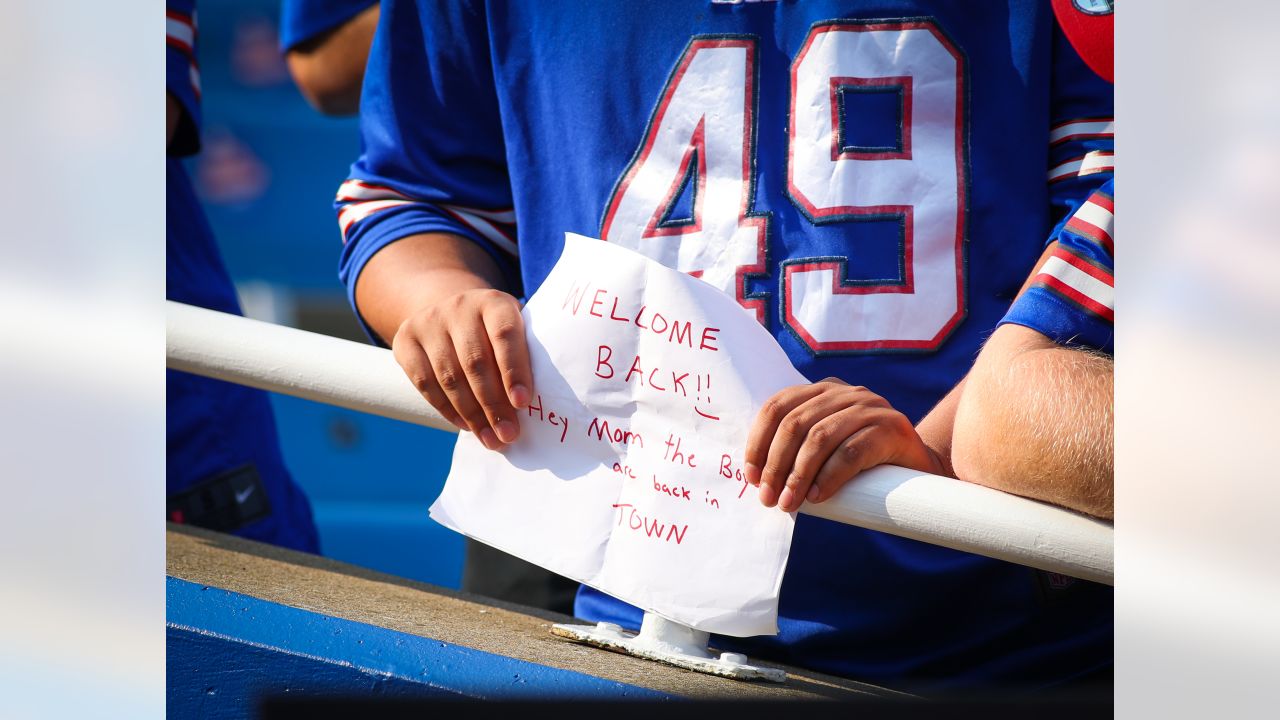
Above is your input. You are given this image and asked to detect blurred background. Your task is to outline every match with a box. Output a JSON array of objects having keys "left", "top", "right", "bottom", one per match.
[{"left": 187, "top": 0, "right": 464, "bottom": 588}]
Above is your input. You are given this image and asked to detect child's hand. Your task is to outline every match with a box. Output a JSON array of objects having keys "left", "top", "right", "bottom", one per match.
[
  {"left": 391, "top": 288, "right": 532, "bottom": 450},
  {"left": 744, "top": 378, "right": 945, "bottom": 512}
]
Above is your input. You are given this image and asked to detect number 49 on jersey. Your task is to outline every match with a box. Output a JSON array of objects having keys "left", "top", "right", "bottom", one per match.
[{"left": 601, "top": 21, "right": 967, "bottom": 353}]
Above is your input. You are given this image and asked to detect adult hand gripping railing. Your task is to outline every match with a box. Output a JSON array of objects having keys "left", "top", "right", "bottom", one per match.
[{"left": 166, "top": 300, "right": 1114, "bottom": 679}]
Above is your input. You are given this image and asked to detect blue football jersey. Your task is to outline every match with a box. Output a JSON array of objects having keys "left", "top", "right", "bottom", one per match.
[
  {"left": 168, "top": 1, "right": 320, "bottom": 554},
  {"left": 337, "top": 0, "right": 1113, "bottom": 689}
]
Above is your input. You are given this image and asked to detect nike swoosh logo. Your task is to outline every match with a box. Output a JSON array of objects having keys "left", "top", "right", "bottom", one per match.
[{"left": 234, "top": 486, "right": 255, "bottom": 504}]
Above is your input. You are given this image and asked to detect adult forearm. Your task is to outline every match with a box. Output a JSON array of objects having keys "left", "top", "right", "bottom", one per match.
[
  {"left": 354, "top": 232, "right": 511, "bottom": 346},
  {"left": 951, "top": 327, "right": 1114, "bottom": 518}
]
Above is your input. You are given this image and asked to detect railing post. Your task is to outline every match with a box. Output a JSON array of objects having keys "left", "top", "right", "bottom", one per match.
[{"left": 551, "top": 612, "right": 785, "bottom": 682}]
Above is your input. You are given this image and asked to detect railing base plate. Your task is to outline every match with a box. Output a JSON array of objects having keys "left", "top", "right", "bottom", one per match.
[{"left": 551, "top": 621, "right": 786, "bottom": 683}]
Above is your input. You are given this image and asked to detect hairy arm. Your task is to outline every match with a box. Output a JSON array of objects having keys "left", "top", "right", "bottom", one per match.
[
  {"left": 285, "top": 4, "right": 379, "bottom": 116},
  {"left": 912, "top": 242, "right": 1052, "bottom": 483},
  {"left": 950, "top": 323, "right": 1114, "bottom": 519}
]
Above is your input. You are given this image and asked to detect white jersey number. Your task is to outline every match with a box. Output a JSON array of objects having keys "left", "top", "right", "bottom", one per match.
[
  {"left": 602, "top": 22, "right": 967, "bottom": 352},
  {"left": 600, "top": 37, "right": 768, "bottom": 323}
]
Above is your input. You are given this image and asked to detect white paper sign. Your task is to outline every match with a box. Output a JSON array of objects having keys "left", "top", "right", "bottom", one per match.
[{"left": 430, "top": 233, "right": 806, "bottom": 637}]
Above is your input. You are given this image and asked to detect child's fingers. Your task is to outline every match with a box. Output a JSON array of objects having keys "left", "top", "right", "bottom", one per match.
[
  {"left": 393, "top": 338, "right": 466, "bottom": 430},
  {"left": 452, "top": 327, "right": 520, "bottom": 446},
  {"left": 427, "top": 339, "right": 501, "bottom": 449},
  {"left": 482, "top": 296, "right": 534, "bottom": 410}
]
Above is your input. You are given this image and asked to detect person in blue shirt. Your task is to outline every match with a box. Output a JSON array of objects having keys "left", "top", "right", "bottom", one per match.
[
  {"left": 336, "top": 0, "right": 1113, "bottom": 691},
  {"left": 280, "top": 0, "right": 582, "bottom": 614},
  {"left": 280, "top": 0, "right": 379, "bottom": 115},
  {"left": 168, "top": 1, "right": 319, "bottom": 553}
]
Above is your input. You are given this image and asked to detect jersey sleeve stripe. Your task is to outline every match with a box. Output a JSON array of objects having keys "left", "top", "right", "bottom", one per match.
[
  {"left": 337, "top": 199, "right": 416, "bottom": 240},
  {"left": 1035, "top": 252, "right": 1114, "bottom": 322},
  {"left": 1054, "top": 244, "right": 1112, "bottom": 285},
  {"left": 441, "top": 204, "right": 517, "bottom": 225},
  {"left": 1048, "top": 150, "right": 1114, "bottom": 183},
  {"left": 439, "top": 206, "right": 519, "bottom": 256},
  {"left": 1064, "top": 194, "right": 1114, "bottom": 252},
  {"left": 1087, "top": 189, "right": 1113, "bottom": 213},
  {"left": 1049, "top": 118, "right": 1114, "bottom": 145},
  {"left": 166, "top": 15, "right": 196, "bottom": 54},
  {"left": 335, "top": 181, "right": 519, "bottom": 253},
  {"left": 335, "top": 180, "right": 412, "bottom": 202},
  {"left": 334, "top": 183, "right": 517, "bottom": 225},
  {"left": 1036, "top": 273, "right": 1114, "bottom": 322},
  {"left": 167, "top": 10, "right": 200, "bottom": 99}
]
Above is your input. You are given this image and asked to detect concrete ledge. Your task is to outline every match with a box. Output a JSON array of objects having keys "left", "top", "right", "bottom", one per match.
[{"left": 167, "top": 524, "right": 905, "bottom": 702}]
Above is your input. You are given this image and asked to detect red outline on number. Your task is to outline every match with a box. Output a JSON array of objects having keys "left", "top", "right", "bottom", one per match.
[
  {"left": 643, "top": 118, "right": 707, "bottom": 237},
  {"left": 829, "top": 76, "right": 913, "bottom": 162},
  {"left": 784, "top": 210, "right": 915, "bottom": 300},
  {"left": 600, "top": 37, "right": 769, "bottom": 324},
  {"left": 785, "top": 20, "right": 966, "bottom": 352}
]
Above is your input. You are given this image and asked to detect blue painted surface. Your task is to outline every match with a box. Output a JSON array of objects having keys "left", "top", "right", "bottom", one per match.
[
  {"left": 193, "top": 0, "right": 358, "bottom": 290},
  {"left": 167, "top": 577, "right": 669, "bottom": 717},
  {"left": 268, "top": 394, "right": 464, "bottom": 587}
]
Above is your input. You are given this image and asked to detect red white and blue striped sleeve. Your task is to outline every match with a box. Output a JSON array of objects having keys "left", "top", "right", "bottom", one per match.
[
  {"left": 335, "top": 179, "right": 517, "bottom": 257},
  {"left": 1002, "top": 180, "right": 1114, "bottom": 354},
  {"left": 335, "top": 0, "right": 518, "bottom": 341},
  {"left": 166, "top": 1, "right": 201, "bottom": 156}
]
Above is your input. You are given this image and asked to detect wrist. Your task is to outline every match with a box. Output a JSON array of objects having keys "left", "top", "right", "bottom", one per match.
[
  {"left": 921, "top": 445, "right": 953, "bottom": 478},
  {"left": 355, "top": 232, "right": 510, "bottom": 344},
  {"left": 402, "top": 271, "right": 500, "bottom": 314},
  {"left": 894, "top": 429, "right": 951, "bottom": 478}
]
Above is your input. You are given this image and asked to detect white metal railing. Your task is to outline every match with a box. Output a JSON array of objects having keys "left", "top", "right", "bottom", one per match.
[{"left": 167, "top": 300, "right": 1114, "bottom": 586}]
